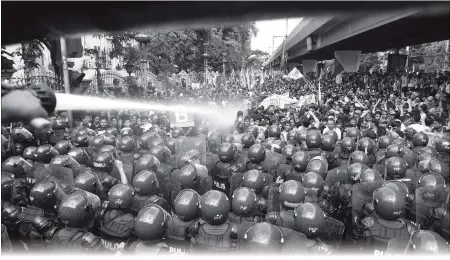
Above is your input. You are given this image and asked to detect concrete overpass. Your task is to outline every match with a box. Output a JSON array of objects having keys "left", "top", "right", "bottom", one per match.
[{"left": 263, "top": 4, "right": 450, "bottom": 68}]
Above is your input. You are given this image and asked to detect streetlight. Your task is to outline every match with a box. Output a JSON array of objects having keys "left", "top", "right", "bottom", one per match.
[
  {"left": 124, "top": 63, "right": 135, "bottom": 77},
  {"left": 135, "top": 33, "right": 151, "bottom": 98}
]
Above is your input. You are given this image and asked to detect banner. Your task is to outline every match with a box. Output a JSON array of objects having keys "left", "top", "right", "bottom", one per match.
[
  {"left": 191, "top": 82, "right": 200, "bottom": 89},
  {"left": 294, "top": 94, "right": 316, "bottom": 108},
  {"left": 334, "top": 51, "right": 362, "bottom": 72},
  {"left": 259, "top": 94, "right": 297, "bottom": 109},
  {"left": 169, "top": 112, "right": 195, "bottom": 127},
  {"left": 287, "top": 67, "right": 304, "bottom": 80},
  {"left": 302, "top": 60, "right": 317, "bottom": 73},
  {"left": 387, "top": 54, "right": 407, "bottom": 73}
]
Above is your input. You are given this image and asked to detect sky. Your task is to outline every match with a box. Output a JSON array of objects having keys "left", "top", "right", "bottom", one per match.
[{"left": 251, "top": 18, "right": 303, "bottom": 54}]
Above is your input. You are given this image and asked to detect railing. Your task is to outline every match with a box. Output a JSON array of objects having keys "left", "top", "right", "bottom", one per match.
[{"left": 9, "top": 73, "right": 65, "bottom": 92}]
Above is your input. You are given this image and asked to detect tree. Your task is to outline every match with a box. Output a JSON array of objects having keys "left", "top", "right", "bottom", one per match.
[
  {"left": 14, "top": 39, "right": 45, "bottom": 75},
  {"left": 360, "top": 52, "right": 382, "bottom": 72},
  {"left": 102, "top": 22, "right": 258, "bottom": 75},
  {"left": 408, "top": 41, "right": 448, "bottom": 71}
]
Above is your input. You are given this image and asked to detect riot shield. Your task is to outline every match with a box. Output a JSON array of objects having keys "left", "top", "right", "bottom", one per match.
[
  {"left": 206, "top": 153, "right": 220, "bottom": 175},
  {"left": 261, "top": 172, "right": 274, "bottom": 199},
  {"left": 198, "top": 174, "right": 213, "bottom": 196},
  {"left": 230, "top": 172, "right": 246, "bottom": 196},
  {"left": 233, "top": 133, "right": 244, "bottom": 144},
  {"left": 1, "top": 224, "right": 12, "bottom": 253},
  {"left": 351, "top": 181, "right": 385, "bottom": 218},
  {"left": 175, "top": 136, "right": 207, "bottom": 168},
  {"left": 372, "top": 164, "right": 386, "bottom": 178},
  {"left": 262, "top": 151, "right": 283, "bottom": 180},
  {"left": 234, "top": 221, "right": 257, "bottom": 242},
  {"left": 169, "top": 169, "right": 212, "bottom": 201},
  {"left": 325, "top": 165, "right": 347, "bottom": 186},
  {"left": 278, "top": 226, "right": 309, "bottom": 253},
  {"left": 402, "top": 146, "right": 418, "bottom": 168},
  {"left": 33, "top": 165, "right": 74, "bottom": 193},
  {"left": 410, "top": 186, "right": 447, "bottom": 227},
  {"left": 318, "top": 216, "right": 345, "bottom": 249},
  {"left": 170, "top": 170, "right": 182, "bottom": 205},
  {"left": 167, "top": 155, "right": 178, "bottom": 169},
  {"left": 267, "top": 183, "right": 282, "bottom": 213},
  {"left": 110, "top": 160, "right": 134, "bottom": 184},
  {"left": 404, "top": 167, "right": 422, "bottom": 192},
  {"left": 324, "top": 165, "right": 347, "bottom": 199},
  {"left": 385, "top": 237, "right": 409, "bottom": 256}
]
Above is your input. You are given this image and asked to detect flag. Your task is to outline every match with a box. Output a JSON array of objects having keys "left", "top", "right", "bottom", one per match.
[
  {"left": 240, "top": 68, "right": 246, "bottom": 88},
  {"left": 250, "top": 67, "right": 256, "bottom": 89},
  {"left": 319, "top": 66, "right": 325, "bottom": 80},
  {"left": 318, "top": 81, "right": 322, "bottom": 103},
  {"left": 246, "top": 68, "right": 251, "bottom": 89},
  {"left": 260, "top": 69, "right": 265, "bottom": 85},
  {"left": 287, "top": 67, "right": 304, "bottom": 80},
  {"left": 230, "top": 68, "right": 236, "bottom": 81},
  {"left": 332, "top": 58, "right": 345, "bottom": 78}
]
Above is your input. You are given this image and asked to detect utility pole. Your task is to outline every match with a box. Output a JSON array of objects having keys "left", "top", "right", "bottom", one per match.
[{"left": 60, "top": 36, "right": 73, "bottom": 131}]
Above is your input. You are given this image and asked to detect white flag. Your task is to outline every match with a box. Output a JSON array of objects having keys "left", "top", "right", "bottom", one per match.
[{"left": 287, "top": 67, "right": 304, "bottom": 80}]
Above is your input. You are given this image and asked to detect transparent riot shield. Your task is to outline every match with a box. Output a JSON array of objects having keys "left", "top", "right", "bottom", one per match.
[
  {"left": 34, "top": 165, "right": 74, "bottom": 193},
  {"left": 318, "top": 216, "right": 345, "bottom": 249},
  {"left": 198, "top": 175, "right": 213, "bottom": 196},
  {"left": 352, "top": 181, "right": 385, "bottom": 218},
  {"left": 230, "top": 172, "right": 245, "bottom": 196},
  {"left": 402, "top": 146, "right": 418, "bottom": 169},
  {"left": 372, "top": 164, "right": 386, "bottom": 179},
  {"left": 267, "top": 183, "right": 282, "bottom": 213},
  {"left": 324, "top": 166, "right": 347, "bottom": 202},
  {"left": 278, "top": 226, "right": 309, "bottom": 253},
  {"left": 205, "top": 153, "right": 220, "bottom": 175},
  {"left": 1, "top": 224, "right": 12, "bottom": 253},
  {"left": 412, "top": 186, "right": 448, "bottom": 227},
  {"left": 262, "top": 151, "right": 283, "bottom": 179},
  {"left": 170, "top": 169, "right": 182, "bottom": 205},
  {"left": 385, "top": 237, "right": 409, "bottom": 256},
  {"left": 233, "top": 133, "right": 244, "bottom": 144},
  {"left": 234, "top": 221, "right": 257, "bottom": 243},
  {"left": 175, "top": 136, "right": 207, "bottom": 168}
]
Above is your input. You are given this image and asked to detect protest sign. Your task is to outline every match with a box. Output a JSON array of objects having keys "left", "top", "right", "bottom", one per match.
[{"left": 169, "top": 112, "right": 195, "bottom": 127}]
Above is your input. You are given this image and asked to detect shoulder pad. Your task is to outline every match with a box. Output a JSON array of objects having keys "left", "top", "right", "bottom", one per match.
[
  {"left": 361, "top": 217, "right": 375, "bottom": 228},
  {"left": 81, "top": 232, "right": 102, "bottom": 251}
]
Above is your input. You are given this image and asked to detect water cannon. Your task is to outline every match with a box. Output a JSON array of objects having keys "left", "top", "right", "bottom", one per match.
[
  {"left": 2, "top": 83, "right": 57, "bottom": 115},
  {"left": 2, "top": 82, "right": 57, "bottom": 130}
]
